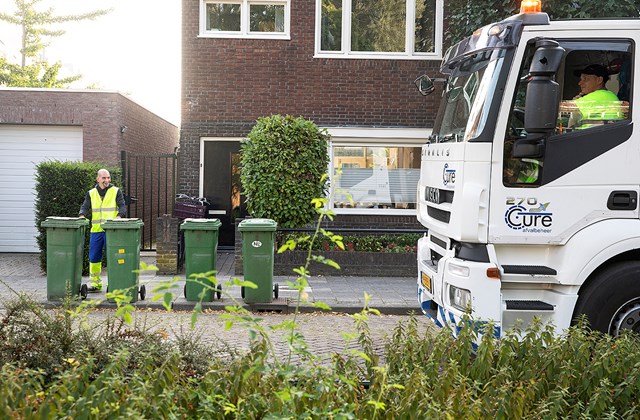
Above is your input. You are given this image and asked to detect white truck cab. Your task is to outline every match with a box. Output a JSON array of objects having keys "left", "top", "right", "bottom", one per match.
[{"left": 416, "top": 1, "right": 639, "bottom": 337}]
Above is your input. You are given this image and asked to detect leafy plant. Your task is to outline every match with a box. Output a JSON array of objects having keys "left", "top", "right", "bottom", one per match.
[
  {"left": 278, "top": 232, "right": 421, "bottom": 253},
  {"left": 444, "top": 0, "right": 640, "bottom": 48},
  {"left": 240, "top": 115, "right": 330, "bottom": 228},
  {"left": 0, "top": 0, "right": 110, "bottom": 87}
]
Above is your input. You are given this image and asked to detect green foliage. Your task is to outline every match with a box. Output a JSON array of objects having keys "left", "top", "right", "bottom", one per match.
[
  {"left": 0, "top": 56, "right": 80, "bottom": 87},
  {"left": 278, "top": 232, "right": 420, "bottom": 253},
  {"left": 1, "top": 294, "right": 640, "bottom": 417},
  {"left": 34, "top": 160, "right": 122, "bottom": 274},
  {"left": 0, "top": 0, "right": 110, "bottom": 87},
  {"left": 445, "top": 0, "right": 640, "bottom": 47},
  {"left": 240, "top": 115, "right": 330, "bottom": 228}
]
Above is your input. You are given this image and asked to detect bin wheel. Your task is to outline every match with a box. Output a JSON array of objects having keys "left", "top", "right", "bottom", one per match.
[
  {"left": 184, "top": 284, "right": 187, "bottom": 299},
  {"left": 241, "top": 286, "right": 245, "bottom": 299},
  {"left": 216, "top": 284, "right": 222, "bottom": 300},
  {"left": 80, "top": 284, "right": 88, "bottom": 300},
  {"left": 273, "top": 283, "right": 279, "bottom": 300},
  {"left": 139, "top": 285, "right": 146, "bottom": 301}
]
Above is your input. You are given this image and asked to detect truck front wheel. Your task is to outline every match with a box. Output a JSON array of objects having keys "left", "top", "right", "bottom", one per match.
[{"left": 573, "top": 262, "right": 640, "bottom": 336}]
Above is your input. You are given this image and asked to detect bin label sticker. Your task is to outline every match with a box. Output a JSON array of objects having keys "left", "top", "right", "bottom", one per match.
[
  {"left": 118, "top": 249, "right": 125, "bottom": 254},
  {"left": 118, "top": 259, "right": 125, "bottom": 264},
  {"left": 251, "top": 240, "right": 262, "bottom": 248}
]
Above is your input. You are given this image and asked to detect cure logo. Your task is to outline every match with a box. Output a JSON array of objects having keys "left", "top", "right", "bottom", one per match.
[
  {"left": 504, "top": 200, "right": 553, "bottom": 233},
  {"left": 443, "top": 163, "right": 456, "bottom": 186}
]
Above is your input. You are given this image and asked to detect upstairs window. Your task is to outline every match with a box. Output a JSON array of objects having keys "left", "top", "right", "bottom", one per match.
[
  {"left": 200, "top": 0, "right": 290, "bottom": 39},
  {"left": 316, "top": 0, "right": 443, "bottom": 59}
]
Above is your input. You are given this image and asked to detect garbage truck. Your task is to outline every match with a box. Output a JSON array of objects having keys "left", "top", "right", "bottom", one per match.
[{"left": 416, "top": 0, "right": 639, "bottom": 337}]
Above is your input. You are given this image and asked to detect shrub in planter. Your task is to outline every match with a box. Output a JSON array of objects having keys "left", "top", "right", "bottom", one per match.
[
  {"left": 35, "top": 161, "right": 122, "bottom": 274},
  {"left": 240, "top": 115, "right": 330, "bottom": 228},
  {"left": 277, "top": 233, "right": 421, "bottom": 253}
]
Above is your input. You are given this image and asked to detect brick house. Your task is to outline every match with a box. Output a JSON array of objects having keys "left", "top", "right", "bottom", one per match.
[
  {"left": 180, "top": 0, "right": 445, "bottom": 247},
  {"left": 0, "top": 88, "right": 179, "bottom": 252}
]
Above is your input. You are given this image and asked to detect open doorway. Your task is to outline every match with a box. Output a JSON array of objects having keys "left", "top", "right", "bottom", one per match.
[{"left": 201, "top": 138, "right": 247, "bottom": 248}]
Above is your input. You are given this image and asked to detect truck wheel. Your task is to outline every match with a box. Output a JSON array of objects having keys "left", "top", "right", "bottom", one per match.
[{"left": 573, "top": 262, "right": 640, "bottom": 336}]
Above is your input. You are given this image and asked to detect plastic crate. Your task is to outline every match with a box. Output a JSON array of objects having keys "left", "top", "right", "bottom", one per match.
[{"left": 173, "top": 201, "right": 208, "bottom": 219}]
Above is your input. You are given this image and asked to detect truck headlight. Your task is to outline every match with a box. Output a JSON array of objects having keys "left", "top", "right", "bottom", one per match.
[{"left": 449, "top": 285, "right": 472, "bottom": 312}]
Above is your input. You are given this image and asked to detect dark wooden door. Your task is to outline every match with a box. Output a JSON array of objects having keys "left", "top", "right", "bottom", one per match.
[{"left": 202, "top": 140, "right": 246, "bottom": 247}]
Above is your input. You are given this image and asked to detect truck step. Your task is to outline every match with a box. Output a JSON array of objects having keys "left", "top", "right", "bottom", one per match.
[
  {"left": 505, "top": 300, "right": 554, "bottom": 311},
  {"left": 502, "top": 265, "right": 557, "bottom": 275}
]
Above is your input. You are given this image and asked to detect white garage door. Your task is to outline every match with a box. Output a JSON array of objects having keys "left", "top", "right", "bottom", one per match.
[{"left": 0, "top": 125, "right": 83, "bottom": 253}]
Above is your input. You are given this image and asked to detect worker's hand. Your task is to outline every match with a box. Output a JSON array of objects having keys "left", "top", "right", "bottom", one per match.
[
  {"left": 116, "top": 215, "right": 122, "bottom": 219},
  {"left": 79, "top": 214, "right": 85, "bottom": 218}
]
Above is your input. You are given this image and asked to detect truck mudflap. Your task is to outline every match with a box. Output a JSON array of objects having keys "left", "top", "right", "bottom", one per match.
[{"left": 417, "top": 235, "right": 503, "bottom": 337}]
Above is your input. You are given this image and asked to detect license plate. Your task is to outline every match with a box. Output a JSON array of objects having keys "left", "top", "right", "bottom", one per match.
[{"left": 421, "top": 272, "right": 432, "bottom": 294}]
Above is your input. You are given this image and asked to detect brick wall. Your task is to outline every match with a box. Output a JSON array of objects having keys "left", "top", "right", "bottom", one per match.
[
  {"left": 156, "top": 215, "right": 180, "bottom": 274},
  {"left": 0, "top": 88, "right": 178, "bottom": 164},
  {"left": 179, "top": 0, "right": 441, "bottom": 197},
  {"left": 0, "top": 88, "right": 180, "bottom": 248}
]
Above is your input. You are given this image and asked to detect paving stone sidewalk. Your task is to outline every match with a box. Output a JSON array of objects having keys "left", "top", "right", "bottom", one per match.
[{"left": 0, "top": 252, "right": 420, "bottom": 315}]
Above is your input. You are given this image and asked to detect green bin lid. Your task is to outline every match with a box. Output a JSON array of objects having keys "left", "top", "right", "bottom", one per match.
[
  {"left": 238, "top": 218, "right": 277, "bottom": 232},
  {"left": 101, "top": 218, "right": 144, "bottom": 229},
  {"left": 41, "top": 216, "right": 89, "bottom": 228},
  {"left": 180, "top": 218, "right": 222, "bottom": 230}
]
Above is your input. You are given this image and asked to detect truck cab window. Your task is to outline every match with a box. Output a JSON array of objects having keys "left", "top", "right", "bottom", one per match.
[
  {"left": 504, "top": 40, "right": 633, "bottom": 187},
  {"left": 503, "top": 45, "right": 539, "bottom": 186},
  {"left": 557, "top": 47, "right": 631, "bottom": 133}
]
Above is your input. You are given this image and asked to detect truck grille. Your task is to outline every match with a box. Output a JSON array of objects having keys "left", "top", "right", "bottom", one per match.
[{"left": 427, "top": 206, "right": 451, "bottom": 223}]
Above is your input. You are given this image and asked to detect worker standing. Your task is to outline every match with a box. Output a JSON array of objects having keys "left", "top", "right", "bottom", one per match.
[{"left": 79, "top": 169, "right": 126, "bottom": 292}]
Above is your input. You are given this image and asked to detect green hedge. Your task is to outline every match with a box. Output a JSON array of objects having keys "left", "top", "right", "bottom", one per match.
[
  {"left": 35, "top": 161, "right": 122, "bottom": 274},
  {"left": 240, "top": 115, "right": 330, "bottom": 228},
  {"left": 277, "top": 232, "right": 420, "bottom": 253}
]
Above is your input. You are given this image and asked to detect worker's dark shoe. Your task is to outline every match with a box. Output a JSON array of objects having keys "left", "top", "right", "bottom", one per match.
[{"left": 87, "top": 284, "right": 102, "bottom": 293}]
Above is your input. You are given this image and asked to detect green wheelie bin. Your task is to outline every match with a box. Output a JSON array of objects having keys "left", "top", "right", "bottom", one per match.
[
  {"left": 180, "top": 218, "right": 222, "bottom": 301},
  {"left": 41, "top": 216, "right": 90, "bottom": 300},
  {"left": 102, "top": 218, "right": 145, "bottom": 303},
  {"left": 239, "top": 218, "right": 278, "bottom": 303}
]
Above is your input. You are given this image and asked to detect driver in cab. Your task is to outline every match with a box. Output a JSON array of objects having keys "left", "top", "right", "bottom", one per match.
[{"left": 559, "top": 64, "right": 625, "bottom": 130}]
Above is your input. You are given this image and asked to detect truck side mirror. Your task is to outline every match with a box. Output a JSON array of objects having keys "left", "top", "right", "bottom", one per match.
[
  {"left": 524, "top": 40, "right": 565, "bottom": 133},
  {"left": 512, "top": 136, "right": 545, "bottom": 158},
  {"left": 414, "top": 74, "right": 435, "bottom": 95}
]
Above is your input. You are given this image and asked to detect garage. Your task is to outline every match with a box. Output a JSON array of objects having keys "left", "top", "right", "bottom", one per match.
[{"left": 0, "top": 125, "right": 83, "bottom": 253}]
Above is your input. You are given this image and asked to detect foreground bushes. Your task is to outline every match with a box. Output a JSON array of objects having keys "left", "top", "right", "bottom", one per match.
[{"left": 0, "top": 294, "right": 639, "bottom": 417}]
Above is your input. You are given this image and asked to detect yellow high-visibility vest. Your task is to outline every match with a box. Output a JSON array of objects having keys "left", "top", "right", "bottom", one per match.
[{"left": 89, "top": 187, "right": 119, "bottom": 233}]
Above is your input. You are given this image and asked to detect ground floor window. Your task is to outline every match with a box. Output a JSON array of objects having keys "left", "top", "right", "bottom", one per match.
[{"left": 327, "top": 128, "right": 428, "bottom": 214}]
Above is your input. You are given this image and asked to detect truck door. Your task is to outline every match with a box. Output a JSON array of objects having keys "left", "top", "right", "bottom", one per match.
[{"left": 489, "top": 36, "right": 636, "bottom": 245}]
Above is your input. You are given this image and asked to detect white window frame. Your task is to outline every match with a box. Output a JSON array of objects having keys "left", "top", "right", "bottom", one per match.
[
  {"left": 199, "top": 0, "right": 291, "bottom": 40},
  {"left": 326, "top": 127, "right": 430, "bottom": 215},
  {"left": 314, "top": 0, "right": 443, "bottom": 60}
]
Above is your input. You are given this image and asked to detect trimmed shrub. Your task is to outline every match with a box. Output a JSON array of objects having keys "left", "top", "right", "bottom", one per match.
[
  {"left": 277, "top": 233, "right": 420, "bottom": 253},
  {"left": 34, "top": 161, "right": 122, "bottom": 274},
  {"left": 240, "top": 115, "right": 330, "bottom": 228}
]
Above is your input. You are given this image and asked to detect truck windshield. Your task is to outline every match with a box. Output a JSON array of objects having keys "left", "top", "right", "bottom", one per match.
[{"left": 430, "top": 48, "right": 507, "bottom": 143}]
